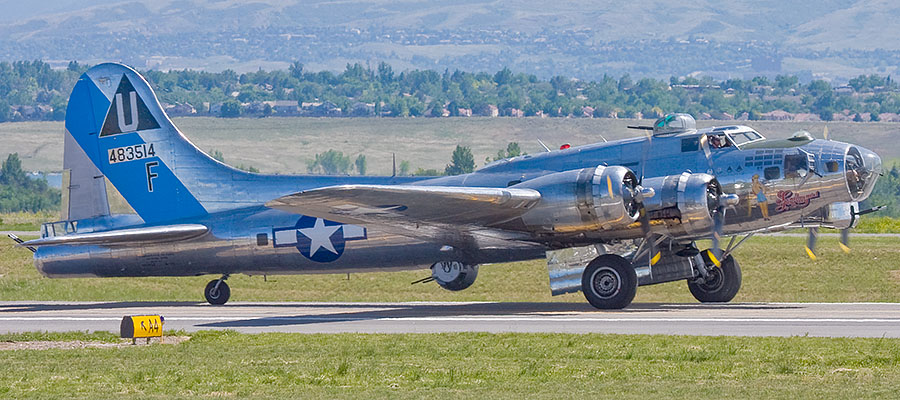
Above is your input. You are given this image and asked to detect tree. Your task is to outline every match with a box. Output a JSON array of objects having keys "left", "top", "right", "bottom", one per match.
[
  {"left": 209, "top": 149, "right": 225, "bottom": 163},
  {"left": 355, "top": 154, "right": 367, "bottom": 175},
  {"left": 493, "top": 142, "right": 525, "bottom": 161},
  {"left": 0, "top": 153, "right": 25, "bottom": 185},
  {"left": 398, "top": 160, "right": 411, "bottom": 176},
  {"left": 0, "top": 153, "right": 60, "bottom": 212},
  {"left": 413, "top": 168, "right": 443, "bottom": 176},
  {"left": 445, "top": 145, "right": 475, "bottom": 175},
  {"left": 308, "top": 150, "right": 352, "bottom": 174},
  {"left": 220, "top": 99, "right": 241, "bottom": 118},
  {"left": 289, "top": 61, "right": 304, "bottom": 80}
]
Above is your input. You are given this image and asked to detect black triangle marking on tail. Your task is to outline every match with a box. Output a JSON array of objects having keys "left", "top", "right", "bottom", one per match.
[{"left": 99, "top": 74, "right": 160, "bottom": 137}]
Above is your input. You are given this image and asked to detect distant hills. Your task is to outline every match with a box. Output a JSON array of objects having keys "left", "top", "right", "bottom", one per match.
[{"left": 1, "top": 1, "right": 899, "bottom": 80}]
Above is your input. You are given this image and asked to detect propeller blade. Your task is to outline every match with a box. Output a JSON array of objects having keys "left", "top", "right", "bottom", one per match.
[
  {"left": 839, "top": 228, "right": 851, "bottom": 253},
  {"left": 638, "top": 204, "right": 660, "bottom": 266},
  {"left": 823, "top": 125, "right": 829, "bottom": 141},
  {"left": 805, "top": 227, "right": 819, "bottom": 260},
  {"left": 708, "top": 179, "right": 726, "bottom": 262},
  {"left": 711, "top": 206, "right": 724, "bottom": 258}
]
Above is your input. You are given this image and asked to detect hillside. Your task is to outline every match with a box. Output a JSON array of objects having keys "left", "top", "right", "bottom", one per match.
[{"left": 1, "top": 1, "right": 900, "bottom": 79}]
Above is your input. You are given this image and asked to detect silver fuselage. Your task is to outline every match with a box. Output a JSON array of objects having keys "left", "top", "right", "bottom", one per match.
[{"left": 35, "top": 127, "right": 881, "bottom": 278}]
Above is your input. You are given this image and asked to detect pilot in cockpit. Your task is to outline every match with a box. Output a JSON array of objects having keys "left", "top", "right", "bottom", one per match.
[{"left": 708, "top": 134, "right": 731, "bottom": 149}]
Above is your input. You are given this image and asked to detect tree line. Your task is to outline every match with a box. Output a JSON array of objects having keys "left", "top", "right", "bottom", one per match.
[
  {"left": 5, "top": 60, "right": 900, "bottom": 122},
  {"left": 0, "top": 153, "right": 60, "bottom": 213}
]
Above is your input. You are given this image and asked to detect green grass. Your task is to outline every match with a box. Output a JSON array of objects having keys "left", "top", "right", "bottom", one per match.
[
  {"left": 0, "top": 330, "right": 122, "bottom": 343},
  {"left": 2, "top": 234, "right": 900, "bottom": 303},
  {"left": 854, "top": 216, "right": 900, "bottom": 233},
  {"left": 1, "top": 330, "right": 899, "bottom": 398},
  {"left": 0, "top": 211, "right": 55, "bottom": 231}
]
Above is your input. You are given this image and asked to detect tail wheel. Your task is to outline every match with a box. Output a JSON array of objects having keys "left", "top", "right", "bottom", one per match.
[
  {"left": 581, "top": 254, "right": 637, "bottom": 310},
  {"left": 204, "top": 279, "right": 231, "bottom": 305},
  {"left": 688, "top": 251, "right": 742, "bottom": 303}
]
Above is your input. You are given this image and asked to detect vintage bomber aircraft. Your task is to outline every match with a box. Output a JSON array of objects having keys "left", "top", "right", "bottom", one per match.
[{"left": 9, "top": 63, "right": 882, "bottom": 309}]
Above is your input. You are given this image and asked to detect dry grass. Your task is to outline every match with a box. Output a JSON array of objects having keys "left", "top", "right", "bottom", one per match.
[{"left": 1, "top": 118, "right": 896, "bottom": 175}]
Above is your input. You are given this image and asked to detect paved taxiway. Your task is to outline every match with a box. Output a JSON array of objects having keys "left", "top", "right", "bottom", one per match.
[{"left": 1, "top": 301, "right": 899, "bottom": 337}]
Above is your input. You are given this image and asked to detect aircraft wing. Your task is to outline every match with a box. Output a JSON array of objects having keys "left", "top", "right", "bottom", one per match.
[
  {"left": 265, "top": 184, "right": 542, "bottom": 247},
  {"left": 20, "top": 224, "right": 209, "bottom": 247}
]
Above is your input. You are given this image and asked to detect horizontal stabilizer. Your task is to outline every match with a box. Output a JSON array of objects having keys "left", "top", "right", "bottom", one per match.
[
  {"left": 266, "top": 184, "right": 541, "bottom": 227},
  {"left": 21, "top": 224, "right": 209, "bottom": 247}
]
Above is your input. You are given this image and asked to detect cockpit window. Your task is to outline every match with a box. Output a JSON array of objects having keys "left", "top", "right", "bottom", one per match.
[
  {"left": 707, "top": 134, "right": 732, "bottom": 149},
  {"left": 726, "top": 130, "right": 764, "bottom": 146},
  {"left": 784, "top": 154, "right": 809, "bottom": 179},
  {"left": 681, "top": 137, "right": 700, "bottom": 152}
]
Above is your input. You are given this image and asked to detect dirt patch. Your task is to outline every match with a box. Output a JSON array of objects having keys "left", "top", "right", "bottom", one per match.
[
  {"left": 0, "top": 336, "right": 190, "bottom": 350},
  {"left": 889, "top": 270, "right": 900, "bottom": 283}
]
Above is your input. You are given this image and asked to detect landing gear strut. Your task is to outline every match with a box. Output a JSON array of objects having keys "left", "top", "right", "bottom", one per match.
[
  {"left": 581, "top": 254, "right": 637, "bottom": 309},
  {"left": 687, "top": 250, "right": 742, "bottom": 303},
  {"left": 204, "top": 275, "right": 231, "bottom": 305}
]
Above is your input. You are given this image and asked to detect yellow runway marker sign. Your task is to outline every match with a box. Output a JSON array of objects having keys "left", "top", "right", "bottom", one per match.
[{"left": 120, "top": 315, "right": 164, "bottom": 339}]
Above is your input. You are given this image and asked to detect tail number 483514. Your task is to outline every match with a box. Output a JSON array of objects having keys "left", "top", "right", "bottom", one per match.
[{"left": 108, "top": 143, "right": 155, "bottom": 164}]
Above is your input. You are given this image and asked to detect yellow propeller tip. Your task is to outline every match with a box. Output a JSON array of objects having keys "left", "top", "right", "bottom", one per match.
[
  {"left": 839, "top": 243, "right": 851, "bottom": 253},
  {"left": 650, "top": 252, "right": 661, "bottom": 266},
  {"left": 805, "top": 246, "right": 817, "bottom": 261},
  {"left": 706, "top": 250, "right": 721, "bottom": 267}
]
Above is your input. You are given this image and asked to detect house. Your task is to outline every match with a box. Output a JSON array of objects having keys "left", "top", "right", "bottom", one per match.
[
  {"left": 273, "top": 100, "right": 299, "bottom": 115},
  {"left": 878, "top": 113, "right": 900, "bottom": 122},
  {"left": 311, "top": 101, "right": 342, "bottom": 117},
  {"left": 350, "top": 102, "right": 375, "bottom": 117}
]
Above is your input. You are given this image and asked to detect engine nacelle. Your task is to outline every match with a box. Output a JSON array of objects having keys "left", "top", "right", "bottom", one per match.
[
  {"left": 514, "top": 165, "right": 640, "bottom": 234},
  {"left": 431, "top": 261, "right": 478, "bottom": 291},
  {"left": 640, "top": 172, "right": 722, "bottom": 238}
]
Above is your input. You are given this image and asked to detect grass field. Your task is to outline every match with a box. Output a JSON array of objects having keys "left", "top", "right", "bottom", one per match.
[
  {"left": 0, "top": 211, "right": 55, "bottom": 231},
  {"left": 1, "top": 330, "right": 900, "bottom": 398},
  {"left": 2, "top": 117, "right": 899, "bottom": 175},
  {"left": 2, "top": 234, "right": 899, "bottom": 304}
]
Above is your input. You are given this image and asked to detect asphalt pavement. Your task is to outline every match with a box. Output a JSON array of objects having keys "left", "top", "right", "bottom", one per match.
[{"left": 2, "top": 301, "right": 899, "bottom": 337}]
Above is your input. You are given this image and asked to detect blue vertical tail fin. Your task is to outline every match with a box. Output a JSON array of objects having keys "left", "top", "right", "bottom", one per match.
[{"left": 64, "top": 63, "right": 233, "bottom": 224}]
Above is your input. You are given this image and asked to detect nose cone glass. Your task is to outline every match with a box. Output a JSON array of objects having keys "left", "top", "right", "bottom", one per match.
[
  {"left": 861, "top": 147, "right": 883, "bottom": 177},
  {"left": 846, "top": 146, "right": 882, "bottom": 201}
]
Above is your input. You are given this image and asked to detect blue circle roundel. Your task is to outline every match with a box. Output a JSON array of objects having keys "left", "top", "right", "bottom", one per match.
[{"left": 294, "top": 216, "right": 345, "bottom": 262}]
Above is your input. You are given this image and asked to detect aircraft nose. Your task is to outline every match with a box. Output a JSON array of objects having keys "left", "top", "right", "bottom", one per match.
[{"left": 846, "top": 146, "right": 882, "bottom": 201}]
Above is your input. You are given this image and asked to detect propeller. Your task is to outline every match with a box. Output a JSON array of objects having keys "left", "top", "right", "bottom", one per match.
[
  {"left": 622, "top": 171, "right": 658, "bottom": 266},
  {"left": 637, "top": 127, "right": 660, "bottom": 265},
  {"left": 706, "top": 179, "right": 729, "bottom": 266},
  {"left": 805, "top": 227, "right": 819, "bottom": 261},
  {"left": 839, "top": 228, "right": 851, "bottom": 253},
  {"left": 804, "top": 205, "right": 883, "bottom": 260}
]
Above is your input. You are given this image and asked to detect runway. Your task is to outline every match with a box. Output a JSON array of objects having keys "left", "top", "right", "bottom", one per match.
[{"left": 2, "top": 301, "right": 900, "bottom": 337}]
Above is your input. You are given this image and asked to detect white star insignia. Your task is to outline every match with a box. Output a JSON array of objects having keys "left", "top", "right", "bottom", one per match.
[{"left": 298, "top": 218, "right": 341, "bottom": 257}]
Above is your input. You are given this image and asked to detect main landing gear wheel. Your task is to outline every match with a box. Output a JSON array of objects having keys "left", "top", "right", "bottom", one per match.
[
  {"left": 205, "top": 278, "right": 231, "bottom": 305},
  {"left": 581, "top": 254, "right": 637, "bottom": 310},
  {"left": 688, "top": 250, "right": 742, "bottom": 303}
]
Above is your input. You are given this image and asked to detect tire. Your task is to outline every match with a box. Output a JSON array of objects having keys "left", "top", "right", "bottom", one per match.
[
  {"left": 204, "top": 279, "right": 231, "bottom": 305},
  {"left": 688, "top": 251, "right": 742, "bottom": 303},
  {"left": 581, "top": 254, "right": 637, "bottom": 309}
]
